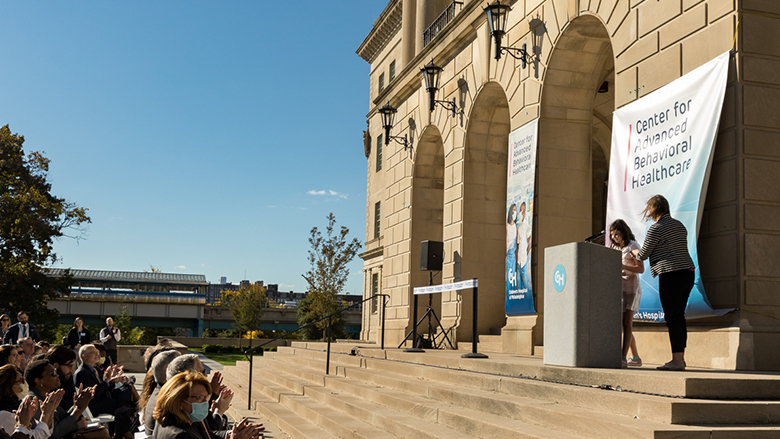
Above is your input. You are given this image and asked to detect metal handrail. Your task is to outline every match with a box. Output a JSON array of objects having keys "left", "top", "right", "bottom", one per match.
[
  {"left": 422, "top": 1, "right": 464, "bottom": 47},
  {"left": 242, "top": 293, "right": 388, "bottom": 409}
]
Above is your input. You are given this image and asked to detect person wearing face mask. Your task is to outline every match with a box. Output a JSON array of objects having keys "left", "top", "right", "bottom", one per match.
[
  {"left": 152, "top": 373, "right": 263, "bottom": 439},
  {"left": 0, "top": 364, "right": 55, "bottom": 438}
]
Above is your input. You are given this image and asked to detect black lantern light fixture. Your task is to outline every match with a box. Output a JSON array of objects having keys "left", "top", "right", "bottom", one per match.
[
  {"left": 420, "top": 59, "right": 458, "bottom": 117},
  {"left": 378, "top": 102, "right": 409, "bottom": 151},
  {"left": 484, "top": 1, "right": 532, "bottom": 67}
]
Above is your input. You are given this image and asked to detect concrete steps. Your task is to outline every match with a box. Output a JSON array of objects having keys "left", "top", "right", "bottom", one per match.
[
  {"left": 476, "top": 334, "right": 502, "bottom": 353},
  {"left": 220, "top": 344, "right": 780, "bottom": 439}
]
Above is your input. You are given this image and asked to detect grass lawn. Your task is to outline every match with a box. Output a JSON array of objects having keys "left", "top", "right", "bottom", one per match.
[{"left": 196, "top": 350, "right": 270, "bottom": 366}]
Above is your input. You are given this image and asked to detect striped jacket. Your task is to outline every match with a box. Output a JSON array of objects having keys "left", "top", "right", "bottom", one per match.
[{"left": 636, "top": 214, "right": 694, "bottom": 277}]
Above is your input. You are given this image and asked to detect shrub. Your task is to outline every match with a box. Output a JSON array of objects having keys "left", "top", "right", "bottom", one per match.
[{"left": 203, "top": 344, "right": 222, "bottom": 353}]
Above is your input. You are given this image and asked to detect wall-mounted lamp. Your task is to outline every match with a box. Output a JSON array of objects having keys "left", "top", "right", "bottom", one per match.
[
  {"left": 420, "top": 60, "right": 458, "bottom": 117},
  {"left": 378, "top": 102, "right": 409, "bottom": 152},
  {"left": 484, "top": 1, "right": 532, "bottom": 67}
]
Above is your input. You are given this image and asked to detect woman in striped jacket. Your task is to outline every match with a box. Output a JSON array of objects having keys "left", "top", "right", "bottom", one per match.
[{"left": 632, "top": 195, "right": 695, "bottom": 371}]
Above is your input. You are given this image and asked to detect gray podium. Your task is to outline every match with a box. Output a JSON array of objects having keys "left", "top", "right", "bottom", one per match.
[{"left": 543, "top": 242, "right": 622, "bottom": 368}]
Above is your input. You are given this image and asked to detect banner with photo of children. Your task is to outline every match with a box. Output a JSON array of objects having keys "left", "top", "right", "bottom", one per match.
[
  {"left": 505, "top": 119, "right": 538, "bottom": 316},
  {"left": 606, "top": 52, "right": 730, "bottom": 322}
]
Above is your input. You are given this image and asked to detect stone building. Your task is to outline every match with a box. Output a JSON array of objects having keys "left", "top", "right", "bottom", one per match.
[{"left": 356, "top": 0, "right": 780, "bottom": 370}]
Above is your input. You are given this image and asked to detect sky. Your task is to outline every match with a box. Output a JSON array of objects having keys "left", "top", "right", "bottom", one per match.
[{"left": 0, "top": 1, "right": 388, "bottom": 295}]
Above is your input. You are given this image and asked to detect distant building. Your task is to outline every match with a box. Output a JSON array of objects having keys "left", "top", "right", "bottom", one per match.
[
  {"left": 205, "top": 277, "right": 362, "bottom": 310},
  {"left": 205, "top": 281, "right": 240, "bottom": 304}
]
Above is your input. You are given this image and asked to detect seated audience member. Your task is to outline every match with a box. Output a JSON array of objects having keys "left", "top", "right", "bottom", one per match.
[
  {"left": 34, "top": 342, "right": 49, "bottom": 356},
  {"left": 166, "top": 355, "right": 227, "bottom": 405},
  {"left": 165, "top": 356, "right": 261, "bottom": 437},
  {"left": 16, "top": 340, "right": 34, "bottom": 373},
  {"left": 45, "top": 346, "right": 77, "bottom": 411},
  {"left": 152, "top": 372, "right": 262, "bottom": 439},
  {"left": 0, "top": 364, "right": 56, "bottom": 438},
  {"left": 0, "top": 347, "right": 20, "bottom": 369},
  {"left": 141, "top": 350, "right": 181, "bottom": 435},
  {"left": 1, "top": 393, "right": 62, "bottom": 439},
  {"left": 74, "top": 345, "right": 137, "bottom": 438},
  {"left": 93, "top": 344, "right": 108, "bottom": 372},
  {"left": 143, "top": 346, "right": 178, "bottom": 372},
  {"left": 26, "top": 360, "right": 93, "bottom": 439}
]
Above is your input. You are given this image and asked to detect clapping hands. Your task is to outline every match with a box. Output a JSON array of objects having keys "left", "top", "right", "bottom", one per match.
[{"left": 230, "top": 417, "right": 265, "bottom": 439}]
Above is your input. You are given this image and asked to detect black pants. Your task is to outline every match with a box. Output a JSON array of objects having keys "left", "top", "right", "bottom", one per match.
[
  {"left": 104, "top": 349, "right": 118, "bottom": 367},
  {"left": 659, "top": 269, "right": 695, "bottom": 353}
]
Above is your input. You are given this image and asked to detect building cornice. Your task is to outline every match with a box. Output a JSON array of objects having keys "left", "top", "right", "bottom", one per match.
[
  {"left": 365, "top": 0, "right": 484, "bottom": 119},
  {"left": 359, "top": 246, "right": 384, "bottom": 261},
  {"left": 356, "top": 0, "right": 402, "bottom": 64}
]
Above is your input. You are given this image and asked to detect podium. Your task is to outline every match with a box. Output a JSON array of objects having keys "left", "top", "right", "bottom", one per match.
[{"left": 543, "top": 242, "right": 622, "bottom": 368}]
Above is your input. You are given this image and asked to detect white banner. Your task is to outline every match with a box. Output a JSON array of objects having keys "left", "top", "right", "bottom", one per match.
[
  {"left": 414, "top": 279, "right": 477, "bottom": 295},
  {"left": 606, "top": 51, "right": 730, "bottom": 321}
]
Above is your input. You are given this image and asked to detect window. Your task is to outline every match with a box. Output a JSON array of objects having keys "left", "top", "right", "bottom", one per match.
[
  {"left": 374, "top": 202, "right": 381, "bottom": 239},
  {"left": 371, "top": 273, "right": 379, "bottom": 314},
  {"left": 379, "top": 73, "right": 385, "bottom": 93},
  {"left": 376, "top": 135, "right": 383, "bottom": 172},
  {"left": 389, "top": 61, "right": 396, "bottom": 82}
]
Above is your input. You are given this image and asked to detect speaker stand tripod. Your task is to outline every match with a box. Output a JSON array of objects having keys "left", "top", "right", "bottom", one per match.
[{"left": 400, "top": 271, "right": 455, "bottom": 351}]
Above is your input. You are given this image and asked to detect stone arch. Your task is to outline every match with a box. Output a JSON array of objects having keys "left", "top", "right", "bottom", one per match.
[
  {"left": 454, "top": 81, "right": 510, "bottom": 342},
  {"left": 408, "top": 125, "right": 445, "bottom": 339},
  {"left": 534, "top": 14, "right": 615, "bottom": 345}
]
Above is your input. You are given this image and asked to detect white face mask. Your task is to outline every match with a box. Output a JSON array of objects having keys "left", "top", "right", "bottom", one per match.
[{"left": 15, "top": 382, "right": 28, "bottom": 399}]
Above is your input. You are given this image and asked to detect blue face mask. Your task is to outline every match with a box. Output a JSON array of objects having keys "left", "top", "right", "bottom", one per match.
[{"left": 186, "top": 401, "right": 209, "bottom": 423}]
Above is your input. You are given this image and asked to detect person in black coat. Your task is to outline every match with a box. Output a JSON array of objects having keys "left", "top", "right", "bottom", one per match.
[
  {"left": 65, "top": 318, "right": 90, "bottom": 351},
  {"left": 74, "top": 345, "right": 137, "bottom": 437},
  {"left": 3, "top": 313, "right": 39, "bottom": 345}
]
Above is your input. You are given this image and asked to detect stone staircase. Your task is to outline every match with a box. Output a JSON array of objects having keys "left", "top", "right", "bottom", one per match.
[{"left": 221, "top": 342, "right": 780, "bottom": 439}]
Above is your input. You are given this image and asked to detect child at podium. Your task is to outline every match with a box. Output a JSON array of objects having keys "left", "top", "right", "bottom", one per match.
[{"left": 609, "top": 219, "right": 645, "bottom": 368}]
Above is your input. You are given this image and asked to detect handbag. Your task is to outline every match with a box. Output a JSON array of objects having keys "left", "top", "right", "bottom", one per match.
[{"left": 70, "top": 425, "right": 110, "bottom": 439}]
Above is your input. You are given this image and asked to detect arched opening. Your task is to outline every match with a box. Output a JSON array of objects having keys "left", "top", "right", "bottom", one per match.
[
  {"left": 535, "top": 15, "right": 615, "bottom": 346},
  {"left": 409, "top": 126, "right": 445, "bottom": 343},
  {"left": 460, "top": 81, "right": 510, "bottom": 341}
]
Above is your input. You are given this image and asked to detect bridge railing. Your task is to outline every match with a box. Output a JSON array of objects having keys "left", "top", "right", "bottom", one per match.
[{"left": 242, "top": 293, "right": 388, "bottom": 410}]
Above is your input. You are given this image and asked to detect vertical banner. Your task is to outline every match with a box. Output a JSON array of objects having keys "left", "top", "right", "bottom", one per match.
[
  {"left": 606, "top": 52, "right": 730, "bottom": 322},
  {"left": 506, "top": 119, "right": 538, "bottom": 316}
]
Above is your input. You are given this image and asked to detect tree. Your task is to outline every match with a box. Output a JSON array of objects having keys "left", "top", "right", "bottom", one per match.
[
  {"left": 299, "top": 213, "right": 361, "bottom": 340},
  {"left": 0, "top": 125, "right": 90, "bottom": 341},
  {"left": 223, "top": 284, "right": 267, "bottom": 348}
]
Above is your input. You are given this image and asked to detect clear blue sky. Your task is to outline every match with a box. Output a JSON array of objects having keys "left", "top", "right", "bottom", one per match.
[{"left": 0, "top": 1, "right": 387, "bottom": 295}]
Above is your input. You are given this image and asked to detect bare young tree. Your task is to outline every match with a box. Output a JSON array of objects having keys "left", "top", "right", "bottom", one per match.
[{"left": 299, "top": 213, "right": 361, "bottom": 340}]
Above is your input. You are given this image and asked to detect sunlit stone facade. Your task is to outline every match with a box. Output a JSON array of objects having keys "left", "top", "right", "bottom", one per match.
[{"left": 357, "top": 0, "right": 780, "bottom": 370}]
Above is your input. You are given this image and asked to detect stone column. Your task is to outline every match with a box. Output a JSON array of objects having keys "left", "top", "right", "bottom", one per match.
[
  {"left": 401, "top": 0, "right": 416, "bottom": 67},
  {"left": 415, "top": 0, "right": 428, "bottom": 54}
]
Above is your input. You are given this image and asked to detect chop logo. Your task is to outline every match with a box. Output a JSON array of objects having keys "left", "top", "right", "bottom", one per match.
[{"left": 553, "top": 264, "right": 566, "bottom": 292}]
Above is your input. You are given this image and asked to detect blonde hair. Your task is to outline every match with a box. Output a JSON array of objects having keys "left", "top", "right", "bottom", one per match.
[{"left": 153, "top": 372, "right": 211, "bottom": 426}]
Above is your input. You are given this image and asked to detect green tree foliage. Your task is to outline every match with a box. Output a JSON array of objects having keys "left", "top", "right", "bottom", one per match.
[
  {"left": 298, "top": 213, "right": 361, "bottom": 340},
  {"left": 112, "top": 305, "right": 139, "bottom": 345},
  {"left": 0, "top": 125, "right": 91, "bottom": 341},
  {"left": 223, "top": 284, "right": 267, "bottom": 345}
]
